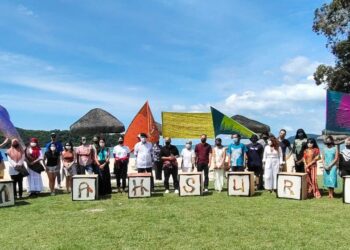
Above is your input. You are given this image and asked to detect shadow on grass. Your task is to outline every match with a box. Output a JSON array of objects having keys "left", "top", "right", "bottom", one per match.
[{"left": 15, "top": 200, "right": 31, "bottom": 206}]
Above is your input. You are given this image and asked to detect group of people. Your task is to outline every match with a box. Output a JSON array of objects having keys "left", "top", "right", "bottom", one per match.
[{"left": 1, "top": 128, "right": 350, "bottom": 200}]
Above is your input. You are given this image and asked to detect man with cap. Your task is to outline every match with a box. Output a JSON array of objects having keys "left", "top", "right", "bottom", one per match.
[
  {"left": 45, "top": 132, "right": 63, "bottom": 188},
  {"left": 181, "top": 140, "right": 195, "bottom": 173},
  {"left": 113, "top": 136, "right": 130, "bottom": 192},
  {"left": 134, "top": 133, "right": 154, "bottom": 189},
  {"left": 160, "top": 137, "right": 179, "bottom": 194}
]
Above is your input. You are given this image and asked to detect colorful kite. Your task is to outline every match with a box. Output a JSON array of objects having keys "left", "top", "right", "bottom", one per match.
[
  {"left": 0, "top": 105, "right": 24, "bottom": 146},
  {"left": 211, "top": 107, "right": 255, "bottom": 138},
  {"left": 326, "top": 90, "right": 350, "bottom": 134},
  {"left": 162, "top": 112, "right": 215, "bottom": 139},
  {"left": 124, "top": 101, "right": 160, "bottom": 151}
]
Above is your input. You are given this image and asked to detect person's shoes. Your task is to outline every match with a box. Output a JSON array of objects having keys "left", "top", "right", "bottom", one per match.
[
  {"left": 204, "top": 189, "right": 208, "bottom": 192},
  {"left": 174, "top": 189, "right": 179, "bottom": 194},
  {"left": 164, "top": 190, "right": 169, "bottom": 194},
  {"left": 51, "top": 192, "right": 56, "bottom": 196},
  {"left": 58, "top": 185, "right": 63, "bottom": 189}
]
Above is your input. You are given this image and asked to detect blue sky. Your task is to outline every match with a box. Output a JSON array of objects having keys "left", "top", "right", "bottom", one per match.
[{"left": 0, "top": 0, "right": 332, "bottom": 137}]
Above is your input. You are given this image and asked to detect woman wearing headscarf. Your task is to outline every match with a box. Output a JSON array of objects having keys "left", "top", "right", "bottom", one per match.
[
  {"left": 61, "top": 141, "right": 76, "bottom": 193},
  {"left": 322, "top": 136, "right": 338, "bottom": 199},
  {"left": 339, "top": 137, "right": 350, "bottom": 177},
  {"left": 303, "top": 138, "right": 321, "bottom": 199},
  {"left": 96, "top": 138, "right": 112, "bottom": 196},
  {"left": 44, "top": 142, "right": 61, "bottom": 196},
  {"left": 7, "top": 139, "right": 26, "bottom": 199},
  {"left": 263, "top": 136, "right": 283, "bottom": 192},
  {"left": 25, "top": 138, "right": 45, "bottom": 197},
  {"left": 292, "top": 129, "right": 308, "bottom": 173}
]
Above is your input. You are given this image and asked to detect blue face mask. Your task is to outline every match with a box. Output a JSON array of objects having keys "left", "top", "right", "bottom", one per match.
[{"left": 233, "top": 138, "right": 239, "bottom": 143}]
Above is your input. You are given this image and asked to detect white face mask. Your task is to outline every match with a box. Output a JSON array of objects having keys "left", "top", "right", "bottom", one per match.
[
  {"left": 186, "top": 144, "right": 191, "bottom": 149},
  {"left": 65, "top": 146, "right": 72, "bottom": 150},
  {"left": 99, "top": 143, "right": 105, "bottom": 147},
  {"left": 307, "top": 143, "right": 313, "bottom": 148},
  {"left": 141, "top": 137, "right": 147, "bottom": 143},
  {"left": 30, "top": 142, "right": 37, "bottom": 147},
  {"left": 50, "top": 147, "right": 56, "bottom": 151}
]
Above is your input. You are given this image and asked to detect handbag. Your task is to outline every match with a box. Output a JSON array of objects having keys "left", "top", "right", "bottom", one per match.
[
  {"left": 14, "top": 165, "right": 29, "bottom": 177},
  {"left": 29, "top": 162, "right": 45, "bottom": 174}
]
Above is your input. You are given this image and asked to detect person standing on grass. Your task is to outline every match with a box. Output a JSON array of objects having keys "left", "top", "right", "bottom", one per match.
[
  {"left": 61, "top": 141, "right": 76, "bottom": 193},
  {"left": 25, "top": 138, "right": 45, "bottom": 197},
  {"left": 278, "top": 129, "right": 292, "bottom": 172},
  {"left": 292, "top": 129, "right": 308, "bottom": 173},
  {"left": 303, "top": 138, "right": 321, "bottom": 199},
  {"left": 152, "top": 140, "right": 163, "bottom": 180},
  {"left": 113, "top": 137, "right": 130, "bottom": 193},
  {"left": 263, "top": 136, "right": 283, "bottom": 193},
  {"left": 160, "top": 137, "right": 179, "bottom": 194},
  {"left": 212, "top": 138, "right": 226, "bottom": 192},
  {"left": 322, "top": 136, "right": 338, "bottom": 199},
  {"left": 44, "top": 143, "right": 61, "bottom": 196},
  {"left": 76, "top": 137, "right": 95, "bottom": 175},
  {"left": 227, "top": 133, "right": 247, "bottom": 172},
  {"left": 246, "top": 134, "right": 264, "bottom": 190},
  {"left": 45, "top": 133, "right": 63, "bottom": 189},
  {"left": 7, "top": 139, "right": 25, "bottom": 199},
  {"left": 181, "top": 140, "right": 195, "bottom": 173},
  {"left": 339, "top": 137, "right": 350, "bottom": 177},
  {"left": 134, "top": 133, "right": 154, "bottom": 190},
  {"left": 96, "top": 138, "right": 112, "bottom": 196},
  {"left": 195, "top": 134, "right": 212, "bottom": 192}
]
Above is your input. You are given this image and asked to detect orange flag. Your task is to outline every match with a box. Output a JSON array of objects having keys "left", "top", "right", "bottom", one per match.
[{"left": 124, "top": 101, "right": 160, "bottom": 151}]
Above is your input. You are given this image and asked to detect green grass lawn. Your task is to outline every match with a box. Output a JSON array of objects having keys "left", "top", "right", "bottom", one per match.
[{"left": 1, "top": 178, "right": 350, "bottom": 250}]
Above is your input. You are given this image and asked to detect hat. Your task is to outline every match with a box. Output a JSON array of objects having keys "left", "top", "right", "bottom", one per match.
[{"left": 51, "top": 132, "right": 56, "bottom": 137}]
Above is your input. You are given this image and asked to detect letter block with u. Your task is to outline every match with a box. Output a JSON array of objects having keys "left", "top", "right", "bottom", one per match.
[{"left": 227, "top": 172, "right": 255, "bottom": 197}]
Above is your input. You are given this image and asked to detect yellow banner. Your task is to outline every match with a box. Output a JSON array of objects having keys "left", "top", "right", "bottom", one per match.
[{"left": 162, "top": 112, "right": 215, "bottom": 139}]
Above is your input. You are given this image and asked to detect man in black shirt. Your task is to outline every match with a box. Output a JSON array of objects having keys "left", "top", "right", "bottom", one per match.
[
  {"left": 246, "top": 135, "right": 264, "bottom": 190},
  {"left": 160, "top": 137, "right": 179, "bottom": 194},
  {"left": 278, "top": 129, "right": 292, "bottom": 172}
]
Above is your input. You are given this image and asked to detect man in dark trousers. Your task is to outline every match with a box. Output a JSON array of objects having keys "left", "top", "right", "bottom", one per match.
[
  {"left": 160, "top": 137, "right": 179, "bottom": 194},
  {"left": 195, "top": 134, "right": 212, "bottom": 192}
]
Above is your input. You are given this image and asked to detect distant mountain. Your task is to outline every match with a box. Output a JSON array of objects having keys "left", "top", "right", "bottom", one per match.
[{"left": 287, "top": 134, "right": 321, "bottom": 143}]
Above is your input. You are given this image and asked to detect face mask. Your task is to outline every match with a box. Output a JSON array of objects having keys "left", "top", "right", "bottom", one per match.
[
  {"left": 30, "top": 142, "right": 37, "bottom": 147},
  {"left": 298, "top": 133, "right": 304, "bottom": 138},
  {"left": 251, "top": 139, "right": 258, "bottom": 144},
  {"left": 233, "top": 138, "right": 239, "bottom": 143},
  {"left": 186, "top": 144, "right": 191, "bottom": 149},
  {"left": 165, "top": 141, "right": 171, "bottom": 146},
  {"left": 307, "top": 143, "right": 313, "bottom": 148},
  {"left": 216, "top": 142, "right": 221, "bottom": 146},
  {"left": 50, "top": 147, "right": 56, "bottom": 151},
  {"left": 12, "top": 143, "right": 19, "bottom": 148},
  {"left": 65, "top": 146, "right": 72, "bottom": 150},
  {"left": 99, "top": 143, "right": 105, "bottom": 147},
  {"left": 82, "top": 139, "right": 87, "bottom": 144},
  {"left": 267, "top": 140, "right": 273, "bottom": 146},
  {"left": 118, "top": 141, "right": 124, "bottom": 145},
  {"left": 325, "top": 141, "right": 332, "bottom": 146},
  {"left": 346, "top": 145, "right": 350, "bottom": 149},
  {"left": 201, "top": 139, "right": 206, "bottom": 143},
  {"left": 141, "top": 138, "right": 147, "bottom": 143},
  {"left": 93, "top": 141, "right": 98, "bottom": 145},
  {"left": 262, "top": 137, "right": 268, "bottom": 141}
]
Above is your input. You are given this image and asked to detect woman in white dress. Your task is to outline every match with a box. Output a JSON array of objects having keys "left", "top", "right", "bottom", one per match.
[
  {"left": 25, "top": 138, "right": 45, "bottom": 197},
  {"left": 181, "top": 141, "right": 195, "bottom": 172},
  {"left": 263, "top": 136, "right": 284, "bottom": 192},
  {"left": 212, "top": 138, "right": 226, "bottom": 192}
]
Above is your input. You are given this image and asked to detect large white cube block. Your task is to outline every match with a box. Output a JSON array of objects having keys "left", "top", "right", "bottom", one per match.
[
  {"left": 343, "top": 176, "right": 350, "bottom": 204},
  {"left": 0, "top": 180, "right": 15, "bottom": 207},
  {"left": 128, "top": 173, "right": 152, "bottom": 198},
  {"left": 277, "top": 173, "right": 307, "bottom": 200},
  {"left": 227, "top": 172, "right": 255, "bottom": 197},
  {"left": 179, "top": 172, "right": 202, "bottom": 197},
  {"left": 72, "top": 175, "right": 99, "bottom": 201}
]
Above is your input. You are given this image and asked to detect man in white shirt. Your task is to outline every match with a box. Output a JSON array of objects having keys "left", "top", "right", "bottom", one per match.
[
  {"left": 113, "top": 136, "right": 130, "bottom": 192},
  {"left": 134, "top": 133, "right": 154, "bottom": 189},
  {"left": 181, "top": 140, "right": 196, "bottom": 172}
]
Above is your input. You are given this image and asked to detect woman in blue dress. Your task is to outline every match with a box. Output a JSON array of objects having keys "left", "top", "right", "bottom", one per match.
[{"left": 322, "top": 136, "right": 339, "bottom": 199}]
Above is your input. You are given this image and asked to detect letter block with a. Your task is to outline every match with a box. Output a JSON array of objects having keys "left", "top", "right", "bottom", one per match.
[
  {"left": 277, "top": 173, "right": 307, "bottom": 200},
  {"left": 227, "top": 172, "right": 255, "bottom": 197},
  {"left": 0, "top": 180, "right": 15, "bottom": 207},
  {"left": 179, "top": 172, "right": 202, "bottom": 197},
  {"left": 72, "top": 175, "right": 99, "bottom": 201},
  {"left": 128, "top": 173, "right": 152, "bottom": 198}
]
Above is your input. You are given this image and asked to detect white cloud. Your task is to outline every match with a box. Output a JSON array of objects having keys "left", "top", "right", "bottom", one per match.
[
  {"left": 281, "top": 56, "right": 320, "bottom": 77},
  {"left": 17, "top": 4, "right": 36, "bottom": 17}
]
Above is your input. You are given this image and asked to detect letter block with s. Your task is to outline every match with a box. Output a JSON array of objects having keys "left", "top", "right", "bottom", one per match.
[{"left": 179, "top": 172, "right": 202, "bottom": 196}]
